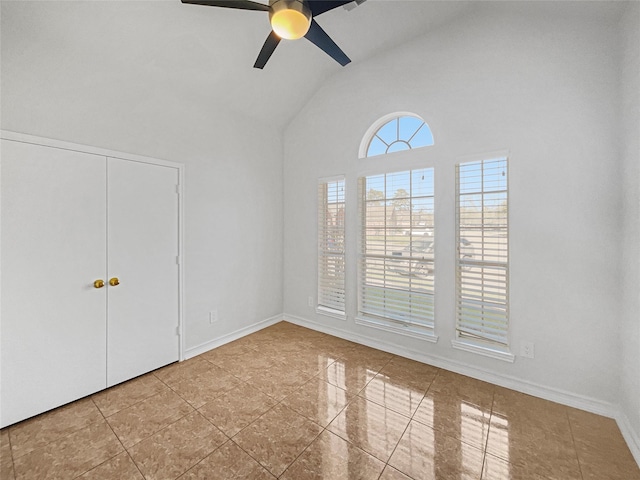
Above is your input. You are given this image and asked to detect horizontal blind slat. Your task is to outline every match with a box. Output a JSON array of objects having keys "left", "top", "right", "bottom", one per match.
[
  {"left": 318, "top": 178, "right": 346, "bottom": 315},
  {"left": 456, "top": 158, "right": 509, "bottom": 347},
  {"left": 359, "top": 169, "right": 435, "bottom": 329}
]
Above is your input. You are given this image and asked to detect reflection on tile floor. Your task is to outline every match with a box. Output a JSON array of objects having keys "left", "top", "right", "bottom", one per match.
[{"left": 1, "top": 322, "right": 639, "bottom": 479}]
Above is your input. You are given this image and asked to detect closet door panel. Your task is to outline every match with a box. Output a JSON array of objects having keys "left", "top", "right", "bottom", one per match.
[
  {"left": 0, "top": 140, "right": 107, "bottom": 427},
  {"left": 107, "top": 158, "right": 179, "bottom": 386}
]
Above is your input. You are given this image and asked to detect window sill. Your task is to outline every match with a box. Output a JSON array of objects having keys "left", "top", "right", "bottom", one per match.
[
  {"left": 316, "top": 306, "right": 346, "bottom": 321},
  {"left": 451, "top": 339, "right": 515, "bottom": 363},
  {"left": 355, "top": 316, "right": 438, "bottom": 343}
]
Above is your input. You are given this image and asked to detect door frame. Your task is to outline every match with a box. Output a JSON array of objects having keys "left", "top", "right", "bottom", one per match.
[{"left": 1, "top": 130, "right": 186, "bottom": 361}]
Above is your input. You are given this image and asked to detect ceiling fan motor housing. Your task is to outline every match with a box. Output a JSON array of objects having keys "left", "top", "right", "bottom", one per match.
[{"left": 269, "top": 0, "right": 312, "bottom": 40}]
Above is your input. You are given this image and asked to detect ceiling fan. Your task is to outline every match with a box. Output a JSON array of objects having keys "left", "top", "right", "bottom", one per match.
[{"left": 181, "top": 0, "right": 361, "bottom": 69}]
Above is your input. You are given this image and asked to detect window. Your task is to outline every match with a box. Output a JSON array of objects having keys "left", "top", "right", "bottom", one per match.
[
  {"left": 365, "top": 114, "right": 434, "bottom": 158},
  {"left": 357, "top": 168, "right": 435, "bottom": 338},
  {"left": 317, "top": 177, "right": 346, "bottom": 317},
  {"left": 454, "top": 157, "right": 511, "bottom": 359}
]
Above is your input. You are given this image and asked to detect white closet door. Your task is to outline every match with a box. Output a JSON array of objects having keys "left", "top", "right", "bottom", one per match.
[
  {"left": 106, "top": 158, "right": 180, "bottom": 386},
  {"left": 0, "top": 140, "right": 107, "bottom": 428}
]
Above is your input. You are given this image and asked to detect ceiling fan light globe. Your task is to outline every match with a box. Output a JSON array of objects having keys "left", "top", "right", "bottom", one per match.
[
  {"left": 269, "top": 0, "right": 311, "bottom": 40},
  {"left": 271, "top": 9, "right": 310, "bottom": 39}
]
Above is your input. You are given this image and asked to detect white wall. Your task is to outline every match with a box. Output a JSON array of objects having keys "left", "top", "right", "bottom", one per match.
[
  {"left": 284, "top": 4, "right": 623, "bottom": 411},
  {"left": 1, "top": 44, "right": 284, "bottom": 353},
  {"left": 620, "top": 0, "right": 640, "bottom": 460}
]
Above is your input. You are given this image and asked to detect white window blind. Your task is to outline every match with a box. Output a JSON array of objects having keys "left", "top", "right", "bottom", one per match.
[
  {"left": 456, "top": 158, "right": 509, "bottom": 348},
  {"left": 358, "top": 169, "right": 435, "bottom": 330},
  {"left": 318, "top": 178, "right": 345, "bottom": 315}
]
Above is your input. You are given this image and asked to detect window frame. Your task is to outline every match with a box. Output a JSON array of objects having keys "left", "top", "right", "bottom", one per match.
[
  {"left": 317, "top": 175, "right": 347, "bottom": 320},
  {"left": 356, "top": 167, "right": 438, "bottom": 342},
  {"left": 359, "top": 112, "right": 434, "bottom": 159},
  {"left": 451, "top": 153, "right": 514, "bottom": 362}
]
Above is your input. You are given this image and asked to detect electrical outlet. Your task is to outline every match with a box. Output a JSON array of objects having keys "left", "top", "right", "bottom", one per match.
[
  {"left": 209, "top": 310, "right": 218, "bottom": 324},
  {"left": 521, "top": 341, "right": 535, "bottom": 359},
  {"left": 308, "top": 296, "right": 314, "bottom": 308}
]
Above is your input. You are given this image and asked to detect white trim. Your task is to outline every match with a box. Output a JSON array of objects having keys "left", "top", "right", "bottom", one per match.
[
  {"left": 617, "top": 412, "right": 640, "bottom": 467},
  {"left": 0, "top": 130, "right": 181, "bottom": 168},
  {"left": 1, "top": 130, "right": 187, "bottom": 361},
  {"left": 316, "top": 306, "right": 347, "bottom": 321},
  {"left": 184, "top": 314, "right": 283, "bottom": 359},
  {"left": 318, "top": 174, "right": 347, "bottom": 184},
  {"left": 451, "top": 339, "right": 515, "bottom": 363},
  {"left": 358, "top": 111, "right": 430, "bottom": 159},
  {"left": 283, "top": 313, "right": 618, "bottom": 419},
  {"left": 355, "top": 316, "right": 438, "bottom": 343},
  {"left": 177, "top": 166, "right": 186, "bottom": 360}
]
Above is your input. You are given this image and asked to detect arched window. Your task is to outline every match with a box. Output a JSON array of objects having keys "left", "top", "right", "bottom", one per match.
[{"left": 362, "top": 113, "right": 434, "bottom": 158}]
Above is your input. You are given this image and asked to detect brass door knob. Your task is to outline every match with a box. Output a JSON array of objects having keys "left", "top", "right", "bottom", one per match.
[
  {"left": 109, "top": 277, "right": 120, "bottom": 286},
  {"left": 93, "top": 279, "right": 105, "bottom": 289}
]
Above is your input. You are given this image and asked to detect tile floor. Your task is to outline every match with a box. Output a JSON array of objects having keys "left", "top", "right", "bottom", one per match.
[{"left": 1, "top": 321, "right": 639, "bottom": 480}]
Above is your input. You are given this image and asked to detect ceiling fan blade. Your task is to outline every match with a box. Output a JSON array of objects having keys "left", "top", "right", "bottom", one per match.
[
  {"left": 181, "top": 0, "right": 269, "bottom": 11},
  {"left": 254, "top": 31, "right": 281, "bottom": 69},
  {"left": 304, "top": 19, "right": 350, "bottom": 66},
  {"left": 307, "top": 0, "right": 353, "bottom": 16}
]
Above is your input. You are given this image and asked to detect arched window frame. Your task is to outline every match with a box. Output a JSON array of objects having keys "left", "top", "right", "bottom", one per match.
[{"left": 358, "top": 112, "right": 434, "bottom": 159}]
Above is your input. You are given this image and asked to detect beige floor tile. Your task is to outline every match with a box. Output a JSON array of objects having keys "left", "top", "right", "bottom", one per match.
[
  {"left": 492, "top": 387, "right": 566, "bottom": 422},
  {"left": 574, "top": 438, "right": 640, "bottom": 480},
  {"left": 317, "top": 358, "right": 378, "bottom": 395},
  {"left": 232, "top": 404, "right": 322, "bottom": 477},
  {"left": 486, "top": 412, "right": 580, "bottom": 475},
  {"left": 281, "top": 377, "right": 352, "bottom": 427},
  {"left": 154, "top": 357, "right": 217, "bottom": 387},
  {"left": 213, "top": 350, "right": 279, "bottom": 381},
  {"left": 128, "top": 411, "right": 227, "bottom": 480},
  {"left": 256, "top": 339, "right": 314, "bottom": 358},
  {"left": 13, "top": 420, "right": 122, "bottom": 480},
  {"left": 578, "top": 455, "right": 640, "bottom": 480},
  {"left": 78, "top": 451, "right": 144, "bottom": 479},
  {"left": 358, "top": 373, "right": 426, "bottom": 417},
  {"left": 106, "top": 389, "right": 193, "bottom": 447},
  {"left": 233, "top": 332, "right": 277, "bottom": 350},
  {"left": 92, "top": 373, "right": 167, "bottom": 417},
  {"left": 200, "top": 340, "right": 257, "bottom": 364},
  {"left": 379, "top": 356, "right": 438, "bottom": 389},
  {"left": 1, "top": 428, "right": 11, "bottom": 449},
  {"left": 180, "top": 441, "right": 275, "bottom": 479},
  {"left": 1, "top": 429, "right": 15, "bottom": 480},
  {"left": 336, "top": 345, "right": 393, "bottom": 371},
  {"left": 379, "top": 466, "right": 414, "bottom": 480},
  {"left": 412, "top": 391, "right": 491, "bottom": 450},
  {"left": 567, "top": 408, "right": 632, "bottom": 456},
  {"left": 428, "top": 370, "right": 494, "bottom": 409},
  {"left": 169, "top": 364, "right": 244, "bottom": 408},
  {"left": 310, "top": 338, "right": 360, "bottom": 359},
  {"left": 388, "top": 420, "right": 484, "bottom": 480},
  {"left": 278, "top": 349, "right": 338, "bottom": 375},
  {"left": 245, "top": 362, "right": 313, "bottom": 401},
  {"left": 280, "top": 430, "right": 385, "bottom": 480},
  {"left": 198, "top": 382, "right": 277, "bottom": 437},
  {"left": 482, "top": 451, "right": 582, "bottom": 480},
  {"left": 327, "top": 396, "right": 410, "bottom": 462},
  {"left": 9, "top": 397, "right": 103, "bottom": 459}
]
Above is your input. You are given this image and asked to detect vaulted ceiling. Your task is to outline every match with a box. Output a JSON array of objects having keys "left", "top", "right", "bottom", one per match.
[
  {"left": 1, "top": 0, "right": 475, "bottom": 130},
  {"left": 0, "top": 1, "right": 626, "bottom": 130}
]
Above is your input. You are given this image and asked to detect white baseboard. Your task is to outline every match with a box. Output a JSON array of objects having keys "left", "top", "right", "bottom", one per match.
[
  {"left": 617, "top": 412, "right": 640, "bottom": 467},
  {"left": 283, "top": 313, "right": 618, "bottom": 418},
  {"left": 184, "top": 314, "right": 283, "bottom": 359}
]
